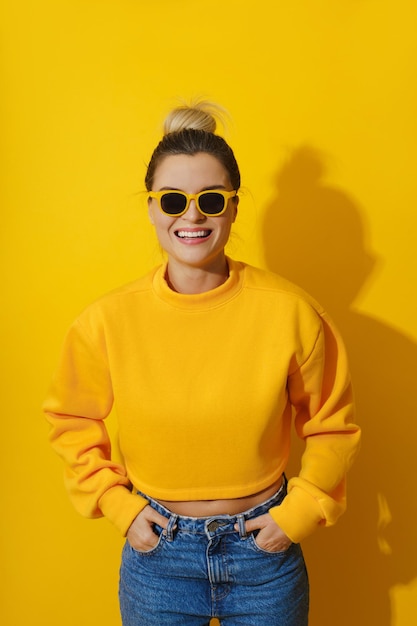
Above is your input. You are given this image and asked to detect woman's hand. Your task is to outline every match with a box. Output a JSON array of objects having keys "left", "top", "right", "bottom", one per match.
[
  {"left": 127, "top": 505, "right": 170, "bottom": 551},
  {"left": 237, "top": 513, "right": 292, "bottom": 552}
]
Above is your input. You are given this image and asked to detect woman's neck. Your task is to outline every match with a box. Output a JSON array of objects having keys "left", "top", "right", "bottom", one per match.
[{"left": 165, "top": 257, "right": 230, "bottom": 294}]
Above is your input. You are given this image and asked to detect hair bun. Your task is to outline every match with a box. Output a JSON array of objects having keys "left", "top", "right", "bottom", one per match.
[{"left": 163, "top": 99, "right": 227, "bottom": 135}]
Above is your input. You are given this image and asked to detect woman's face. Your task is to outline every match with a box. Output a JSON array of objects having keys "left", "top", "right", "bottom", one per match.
[{"left": 148, "top": 152, "right": 238, "bottom": 276}]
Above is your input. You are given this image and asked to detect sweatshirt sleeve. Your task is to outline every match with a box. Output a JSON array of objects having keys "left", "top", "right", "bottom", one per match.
[
  {"left": 43, "top": 317, "right": 148, "bottom": 535},
  {"left": 269, "top": 310, "right": 360, "bottom": 543}
]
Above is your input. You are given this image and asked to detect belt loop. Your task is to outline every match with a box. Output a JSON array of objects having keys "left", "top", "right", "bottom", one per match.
[
  {"left": 165, "top": 514, "right": 178, "bottom": 542},
  {"left": 237, "top": 514, "right": 247, "bottom": 539}
]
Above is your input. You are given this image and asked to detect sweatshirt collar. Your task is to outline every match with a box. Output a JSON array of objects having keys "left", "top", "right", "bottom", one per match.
[{"left": 152, "top": 257, "right": 244, "bottom": 310}]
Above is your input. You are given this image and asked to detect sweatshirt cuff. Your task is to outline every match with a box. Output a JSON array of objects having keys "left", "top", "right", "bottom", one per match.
[
  {"left": 98, "top": 485, "right": 149, "bottom": 536},
  {"left": 269, "top": 486, "right": 324, "bottom": 543}
]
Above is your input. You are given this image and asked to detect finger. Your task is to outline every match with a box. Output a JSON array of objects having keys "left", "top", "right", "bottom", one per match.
[
  {"left": 235, "top": 515, "right": 268, "bottom": 533},
  {"left": 145, "top": 506, "right": 172, "bottom": 530},
  {"left": 234, "top": 518, "right": 261, "bottom": 534},
  {"left": 127, "top": 512, "right": 162, "bottom": 550}
]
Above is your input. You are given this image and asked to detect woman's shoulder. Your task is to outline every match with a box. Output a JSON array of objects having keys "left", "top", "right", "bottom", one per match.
[
  {"left": 233, "top": 258, "right": 325, "bottom": 315},
  {"left": 103, "top": 266, "right": 160, "bottom": 299},
  {"left": 74, "top": 265, "right": 162, "bottom": 323}
]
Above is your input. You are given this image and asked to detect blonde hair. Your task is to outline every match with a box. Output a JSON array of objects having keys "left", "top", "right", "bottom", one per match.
[
  {"left": 163, "top": 99, "right": 228, "bottom": 135},
  {"left": 145, "top": 100, "right": 240, "bottom": 191}
]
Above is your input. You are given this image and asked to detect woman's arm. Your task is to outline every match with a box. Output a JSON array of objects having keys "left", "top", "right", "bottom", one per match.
[
  {"left": 270, "top": 312, "right": 361, "bottom": 543},
  {"left": 43, "top": 318, "right": 147, "bottom": 535}
]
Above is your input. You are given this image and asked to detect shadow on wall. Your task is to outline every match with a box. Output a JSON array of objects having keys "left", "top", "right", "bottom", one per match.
[{"left": 261, "top": 146, "right": 417, "bottom": 626}]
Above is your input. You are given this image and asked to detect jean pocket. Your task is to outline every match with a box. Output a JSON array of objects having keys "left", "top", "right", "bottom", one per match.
[
  {"left": 129, "top": 531, "right": 167, "bottom": 557},
  {"left": 248, "top": 532, "right": 293, "bottom": 556}
]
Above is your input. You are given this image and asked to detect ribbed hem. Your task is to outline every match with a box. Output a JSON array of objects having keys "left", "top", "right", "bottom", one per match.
[
  {"left": 98, "top": 486, "right": 149, "bottom": 536},
  {"left": 269, "top": 486, "right": 325, "bottom": 543}
]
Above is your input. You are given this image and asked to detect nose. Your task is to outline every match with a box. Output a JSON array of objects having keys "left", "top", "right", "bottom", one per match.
[{"left": 183, "top": 199, "right": 205, "bottom": 222}]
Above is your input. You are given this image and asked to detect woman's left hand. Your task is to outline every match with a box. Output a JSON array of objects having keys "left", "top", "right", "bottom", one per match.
[{"left": 237, "top": 513, "right": 292, "bottom": 552}]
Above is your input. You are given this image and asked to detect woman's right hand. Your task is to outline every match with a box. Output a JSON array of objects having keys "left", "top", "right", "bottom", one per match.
[{"left": 126, "top": 505, "right": 170, "bottom": 551}]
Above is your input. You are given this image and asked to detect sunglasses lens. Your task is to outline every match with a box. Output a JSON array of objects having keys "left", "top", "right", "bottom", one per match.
[
  {"left": 160, "top": 192, "right": 187, "bottom": 215},
  {"left": 198, "top": 192, "right": 225, "bottom": 215}
]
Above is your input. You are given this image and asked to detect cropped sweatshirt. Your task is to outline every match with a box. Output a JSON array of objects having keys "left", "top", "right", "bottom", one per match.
[{"left": 43, "top": 258, "right": 360, "bottom": 543}]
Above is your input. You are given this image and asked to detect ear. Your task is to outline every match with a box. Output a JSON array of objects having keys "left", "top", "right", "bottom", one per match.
[
  {"left": 148, "top": 199, "right": 155, "bottom": 225},
  {"left": 232, "top": 196, "right": 239, "bottom": 223}
]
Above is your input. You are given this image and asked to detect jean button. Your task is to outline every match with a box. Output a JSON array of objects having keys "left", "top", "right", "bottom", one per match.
[{"left": 207, "top": 520, "right": 223, "bottom": 532}]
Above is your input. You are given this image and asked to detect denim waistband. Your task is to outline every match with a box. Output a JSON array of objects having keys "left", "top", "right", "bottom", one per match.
[{"left": 138, "top": 475, "right": 287, "bottom": 540}]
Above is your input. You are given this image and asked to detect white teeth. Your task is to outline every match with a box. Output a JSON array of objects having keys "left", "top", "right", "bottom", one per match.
[{"left": 176, "top": 230, "right": 210, "bottom": 238}]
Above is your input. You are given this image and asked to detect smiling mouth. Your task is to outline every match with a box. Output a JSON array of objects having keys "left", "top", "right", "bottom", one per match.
[{"left": 175, "top": 230, "right": 212, "bottom": 239}]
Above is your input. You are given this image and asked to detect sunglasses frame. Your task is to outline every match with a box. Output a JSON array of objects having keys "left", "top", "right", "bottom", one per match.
[{"left": 148, "top": 189, "right": 238, "bottom": 217}]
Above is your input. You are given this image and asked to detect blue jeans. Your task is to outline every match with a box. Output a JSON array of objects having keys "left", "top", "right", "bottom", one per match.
[{"left": 119, "top": 480, "right": 309, "bottom": 625}]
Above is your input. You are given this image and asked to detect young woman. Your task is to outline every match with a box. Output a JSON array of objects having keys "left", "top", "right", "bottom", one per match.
[{"left": 44, "top": 101, "right": 360, "bottom": 625}]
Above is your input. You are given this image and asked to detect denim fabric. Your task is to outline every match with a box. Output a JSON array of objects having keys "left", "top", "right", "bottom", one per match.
[{"left": 119, "top": 480, "right": 309, "bottom": 625}]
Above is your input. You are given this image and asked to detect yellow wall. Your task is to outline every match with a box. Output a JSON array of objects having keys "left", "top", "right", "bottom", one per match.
[{"left": 2, "top": 1, "right": 416, "bottom": 624}]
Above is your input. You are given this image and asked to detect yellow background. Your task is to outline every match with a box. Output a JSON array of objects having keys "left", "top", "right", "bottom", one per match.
[{"left": 2, "top": 1, "right": 417, "bottom": 624}]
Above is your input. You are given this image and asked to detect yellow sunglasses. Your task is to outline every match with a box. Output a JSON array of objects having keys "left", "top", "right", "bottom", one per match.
[{"left": 148, "top": 189, "right": 238, "bottom": 217}]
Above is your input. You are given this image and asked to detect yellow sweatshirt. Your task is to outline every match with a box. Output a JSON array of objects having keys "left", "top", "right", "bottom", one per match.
[{"left": 44, "top": 258, "right": 360, "bottom": 543}]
